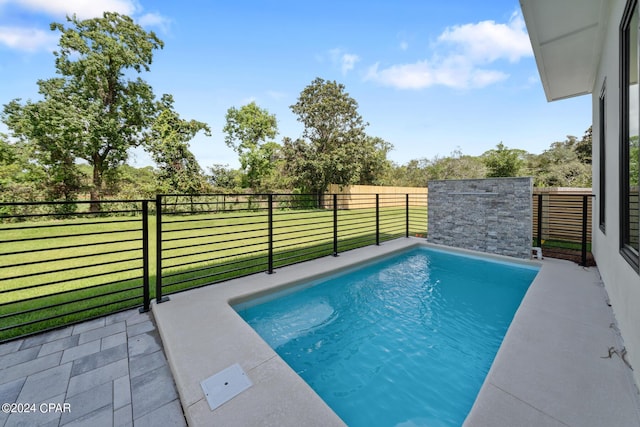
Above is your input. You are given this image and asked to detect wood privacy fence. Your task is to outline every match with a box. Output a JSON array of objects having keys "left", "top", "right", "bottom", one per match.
[
  {"left": 532, "top": 187, "right": 593, "bottom": 265},
  {"left": 325, "top": 184, "right": 428, "bottom": 209}
]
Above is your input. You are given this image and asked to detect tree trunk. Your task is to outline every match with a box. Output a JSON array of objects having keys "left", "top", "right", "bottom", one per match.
[{"left": 90, "top": 158, "right": 103, "bottom": 213}]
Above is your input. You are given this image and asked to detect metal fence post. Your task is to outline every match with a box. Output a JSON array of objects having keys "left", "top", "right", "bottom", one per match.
[
  {"left": 156, "top": 194, "right": 169, "bottom": 303},
  {"left": 268, "top": 194, "right": 274, "bottom": 273},
  {"left": 376, "top": 194, "right": 380, "bottom": 245},
  {"left": 581, "top": 195, "right": 589, "bottom": 266},
  {"left": 537, "top": 194, "right": 543, "bottom": 247},
  {"left": 406, "top": 194, "right": 409, "bottom": 238},
  {"left": 140, "top": 200, "right": 150, "bottom": 313},
  {"left": 333, "top": 194, "right": 338, "bottom": 256}
]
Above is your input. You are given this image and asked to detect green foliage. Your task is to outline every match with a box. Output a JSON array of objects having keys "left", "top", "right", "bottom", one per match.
[
  {"left": 575, "top": 126, "right": 592, "bottom": 164},
  {"left": 425, "top": 149, "right": 487, "bottom": 180},
  {"left": 482, "top": 142, "right": 526, "bottom": 177},
  {"left": 357, "top": 136, "right": 394, "bottom": 185},
  {"left": 631, "top": 135, "right": 639, "bottom": 187},
  {"left": 2, "top": 12, "right": 163, "bottom": 210},
  {"left": 146, "top": 94, "right": 211, "bottom": 193},
  {"left": 531, "top": 135, "right": 592, "bottom": 187},
  {"left": 207, "top": 164, "right": 243, "bottom": 191},
  {"left": 285, "top": 77, "right": 369, "bottom": 195},
  {"left": 0, "top": 134, "right": 48, "bottom": 204},
  {"left": 104, "top": 165, "right": 157, "bottom": 199},
  {"left": 223, "top": 102, "right": 279, "bottom": 192}
]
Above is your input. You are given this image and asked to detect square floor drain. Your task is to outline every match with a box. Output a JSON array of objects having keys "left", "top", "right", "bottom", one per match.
[{"left": 201, "top": 363, "right": 253, "bottom": 411}]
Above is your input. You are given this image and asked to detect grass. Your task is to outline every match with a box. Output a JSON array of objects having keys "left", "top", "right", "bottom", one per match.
[{"left": 0, "top": 206, "right": 427, "bottom": 341}]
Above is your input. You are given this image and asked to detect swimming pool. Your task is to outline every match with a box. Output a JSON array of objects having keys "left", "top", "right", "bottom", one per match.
[{"left": 235, "top": 247, "right": 539, "bottom": 426}]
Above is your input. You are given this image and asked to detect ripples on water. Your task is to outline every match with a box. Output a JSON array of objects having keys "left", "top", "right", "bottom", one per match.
[{"left": 238, "top": 248, "right": 539, "bottom": 427}]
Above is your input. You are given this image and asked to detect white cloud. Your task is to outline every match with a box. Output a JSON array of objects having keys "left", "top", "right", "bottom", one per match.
[
  {"left": 137, "top": 12, "right": 171, "bottom": 32},
  {"left": 366, "top": 10, "right": 532, "bottom": 90},
  {"left": 365, "top": 58, "right": 508, "bottom": 90},
  {"left": 399, "top": 41, "right": 409, "bottom": 51},
  {"left": 0, "top": 0, "right": 171, "bottom": 51},
  {"left": 329, "top": 48, "right": 360, "bottom": 75},
  {"left": 437, "top": 11, "right": 532, "bottom": 63},
  {"left": 0, "top": 26, "right": 57, "bottom": 52},
  {"left": 341, "top": 53, "right": 359, "bottom": 75},
  {"left": 1, "top": 0, "right": 138, "bottom": 19}
]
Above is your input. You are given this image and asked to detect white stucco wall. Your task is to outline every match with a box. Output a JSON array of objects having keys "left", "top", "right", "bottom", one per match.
[{"left": 592, "top": 0, "right": 640, "bottom": 388}]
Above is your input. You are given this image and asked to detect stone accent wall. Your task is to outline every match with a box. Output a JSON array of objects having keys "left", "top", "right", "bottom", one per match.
[{"left": 427, "top": 177, "right": 533, "bottom": 259}]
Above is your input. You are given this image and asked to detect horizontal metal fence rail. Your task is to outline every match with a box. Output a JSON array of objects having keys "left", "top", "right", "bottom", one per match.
[
  {"left": 155, "top": 193, "right": 428, "bottom": 302},
  {"left": 0, "top": 193, "right": 427, "bottom": 342},
  {"left": 533, "top": 193, "right": 594, "bottom": 266},
  {"left": 0, "top": 200, "right": 149, "bottom": 342}
]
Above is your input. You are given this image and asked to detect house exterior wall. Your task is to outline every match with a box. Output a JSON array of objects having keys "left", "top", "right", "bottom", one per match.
[
  {"left": 427, "top": 177, "right": 532, "bottom": 259},
  {"left": 592, "top": 0, "right": 640, "bottom": 387}
]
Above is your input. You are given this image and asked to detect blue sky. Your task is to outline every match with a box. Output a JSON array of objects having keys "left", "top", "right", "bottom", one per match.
[{"left": 0, "top": 0, "right": 592, "bottom": 170}]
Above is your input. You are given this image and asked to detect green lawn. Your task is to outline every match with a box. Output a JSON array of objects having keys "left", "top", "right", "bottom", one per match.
[{"left": 0, "top": 206, "right": 427, "bottom": 341}]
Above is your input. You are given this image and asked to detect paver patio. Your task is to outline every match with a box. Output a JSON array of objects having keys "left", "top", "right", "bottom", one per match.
[{"left": 0, "top": 308, "right": 185, "bottom": 427}]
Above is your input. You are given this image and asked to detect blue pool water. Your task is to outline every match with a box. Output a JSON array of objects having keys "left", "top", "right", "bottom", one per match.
[{"left": 236, "top": 247, "right": 539, "bottom": 426}]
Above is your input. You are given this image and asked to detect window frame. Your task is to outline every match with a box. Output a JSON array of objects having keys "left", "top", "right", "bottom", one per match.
[
  {"left": 620, "top": 0, "right": 640, "bottom": 271},
  {"left": 599, "top": 82, "right": 606, "bottom": 233}
]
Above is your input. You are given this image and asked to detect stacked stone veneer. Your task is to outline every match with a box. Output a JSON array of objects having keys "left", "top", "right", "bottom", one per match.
[{"left": 427, "top": 177, "right": 533, "bottom": 259}]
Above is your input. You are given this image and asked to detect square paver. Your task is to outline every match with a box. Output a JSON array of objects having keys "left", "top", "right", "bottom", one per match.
[
  {"left": 0, "top": 339, "right": 24, "bottom": 357},
  {"left": 126, "top": 320, "right": 155, "bottom": 338},
  {"left": 67, "top": 358, "right": 128, "bottom": 397},
  {"left": 70, "top": 343, "right": 127, "bottom": 376},
  {"left": 125, "top": 312, "right": 151, "bottom": 327},
  {"left": 129, "top": 350, "right": 167, "bottom": 379},
  {"left": 131, "top": 365, "right": 178, "bottom": 420},
  {"left": 101, "top": 331, "right": 127, "bottom": 350},
  {"left": 60, "top": 381, "right": 112, "bottom": 425},
  {"left": 2, "top": 352, "right": 62, "bottom": 384},
  {"left": 71, "top": 317, "right": 106, "bottom": 335},
  {"left": 0, "top": 345, "right": 41, "bottom": 370},
  {"left": 61, "top": 403, "right": 113, "bottom": 427},
  {"left": 0, "top": 377, "right": 26, "bottom": 404},
  {"left": 19, "top": 327, "right": 72, "bottom": 350},
  {"left": 4, "top": 392, "right": 66, "bottom": 427},
  {"left": 128, "top": 330, "right": 162, "bottom": 358},
  {"left": 78, "top": 322, "right": 126, "bottom": 345},
  {"left": 38, "top": 334, "right": 80, "bottom": 357},
  {"left": 133, "top": 400, "right": 186, "bottom": 427},
  {"left": 17, "top": 363, "right": 72, "bottom": 402},
  {"left": 60, "top": 339, "right": 101, "bottom": 364}
]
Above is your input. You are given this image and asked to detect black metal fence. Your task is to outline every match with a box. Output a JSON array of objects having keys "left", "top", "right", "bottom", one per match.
[
  {"left": 0, "top": 191, "right": 597, "bottom": 341},
  {"left": 0, "top": 200, "right": 150, "bottom": 341},
  {"left": 155, "top": 193, "right": 428, "bottom": 302},
  {"left": 0, "top": 193, "right": 427, "bottom": 341},
  {"left": 533, "top": 193, "right": 594, "bottom": 266}
]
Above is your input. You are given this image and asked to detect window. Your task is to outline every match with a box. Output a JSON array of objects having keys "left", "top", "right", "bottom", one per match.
[
  {"left": 620, "top": 0, "right": 640, "bottom": 270},
  {"left": 599, "top": 83, "right": 606, "bottom": 233}
]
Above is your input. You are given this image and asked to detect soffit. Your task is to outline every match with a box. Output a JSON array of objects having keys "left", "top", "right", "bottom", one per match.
[{"left": 520, "top": 0, "right": 609, "bottom": 101}]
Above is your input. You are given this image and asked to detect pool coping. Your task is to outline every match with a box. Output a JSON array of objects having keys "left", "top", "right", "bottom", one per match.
[{"left": 152, "top": 238, "right": 640, "bottom": 426}]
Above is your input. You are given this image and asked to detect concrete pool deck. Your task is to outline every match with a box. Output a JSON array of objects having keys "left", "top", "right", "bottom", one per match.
[{"left": 152, "top": 238, "right": 640, "bottom": 426}]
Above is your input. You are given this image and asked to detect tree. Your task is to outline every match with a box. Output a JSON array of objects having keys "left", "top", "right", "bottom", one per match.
[
  {"left": 146, "top": 94, "right": 210, "bottom": 193},
  {"left": 0, "top": 134, "right": 48, "bottom": 203},
  {"left": 3, "top": 84, "right": 83, "bottom": 205},
  {"left": 575, "top": 126, "right": 592, "bottom": 164},
  {"left": 223, "top": 102, "right": 279, "bottom": 192},
  {"left": 2, "top": 12, "right": 163, "bottom": 210},
  {"left": 530, "top": 135, "right": 592, "bottom": 187},
  {"left": 483, "top": 142, "right": 526, "bottom": 177},
  {"left": 285, "top": 77, "right": 368, "bottom": 196},
  {"left": 208, "top": 164, "right": 243, "bottom": 191},
  {"left": 357, "top": 136, "right": 394, "bottom": 185},
  {"left": 425, "top": 149, "right": 487, "bottom": 180}
]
